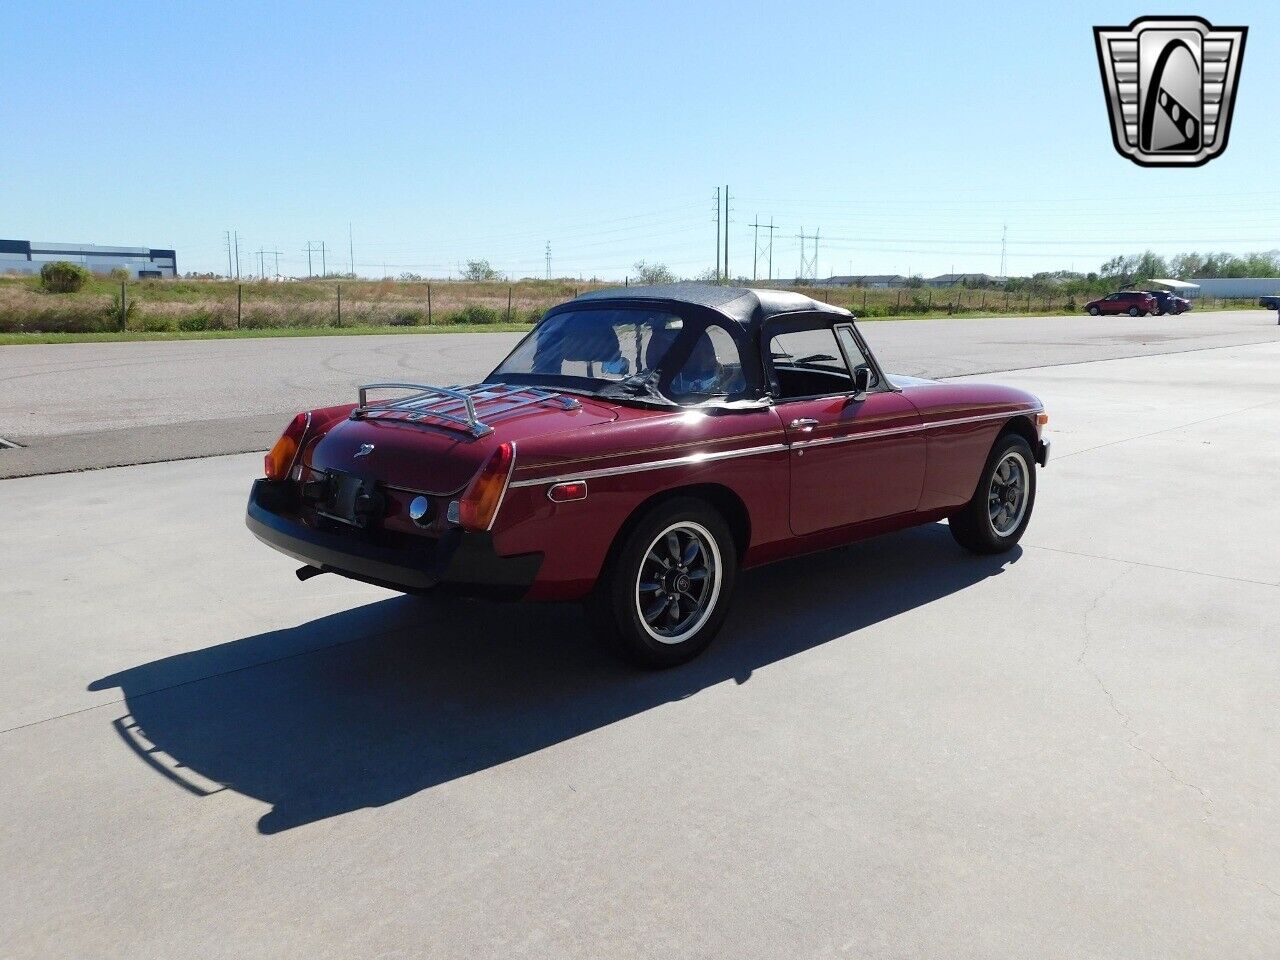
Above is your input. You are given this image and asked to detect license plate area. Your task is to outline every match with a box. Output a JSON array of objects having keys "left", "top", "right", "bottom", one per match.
[{"left": 315, "top": 470, "right": 383, "bottom": 528}]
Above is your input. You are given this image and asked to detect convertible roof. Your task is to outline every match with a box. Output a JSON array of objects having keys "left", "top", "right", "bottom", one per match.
[{"left": 568, "top": 283, "right": 851, "bottom": 332}]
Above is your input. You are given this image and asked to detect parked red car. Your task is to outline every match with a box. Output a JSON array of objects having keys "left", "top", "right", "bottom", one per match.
[
  {"left": 1084, "top": 290, "right": 1157, "bottom": 316},
  {"left": 248, "top": 285, "right": 1049, "bottom": 666}
]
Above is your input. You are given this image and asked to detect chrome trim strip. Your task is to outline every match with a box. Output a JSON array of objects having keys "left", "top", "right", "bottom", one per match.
[
  {"left": 790, "top": 421, "right": 922, "bottom": 449},
  {"left": 922, "top": 409, "right": 1040, "bottom": 430},
  {"left": 509, "top": 442, "right": 788, "bottom": 488},
  {"left": 507, "top": 409, "right": 1036, "bottom": 489}
]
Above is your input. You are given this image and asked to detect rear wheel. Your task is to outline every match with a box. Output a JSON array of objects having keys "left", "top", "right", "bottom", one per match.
[
  {"left": 948, "top": 433, "right": 1037, "bottom": 554},
  {"left": 1128, "top": 306, "right": 1140, "bottom": 316},
  {"left": 586, "top": 498, "right": 738, "bottom": 668}
]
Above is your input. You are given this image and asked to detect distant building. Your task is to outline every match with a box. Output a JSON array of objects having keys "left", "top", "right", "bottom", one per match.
[
  {"left": 923, "top": 273, "right": 1003, "bottom": 288},
  {"left": 0, "top": 239, "right": 177, "bottom": 279},
  {"left": 810, "top": 274, "right": 906, "bottom": 288},
  {"left": 1185, "top": 277, "right": 1280, "bottom": 299}
]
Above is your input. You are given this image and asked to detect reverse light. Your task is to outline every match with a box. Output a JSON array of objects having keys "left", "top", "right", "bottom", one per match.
[
  {"left": 457, "top": 442, "right": 515, "bottom": 531},
  {"left": 264, "top": 412, "right": 310, "bottom": 481},
  {"left": 547, "top": 480, "right": 588, "bottom": 503}
]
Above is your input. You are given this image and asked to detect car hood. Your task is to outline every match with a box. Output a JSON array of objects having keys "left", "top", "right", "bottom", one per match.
[{"left": 304, "top": 394, "right": 620, "bottom": 494}]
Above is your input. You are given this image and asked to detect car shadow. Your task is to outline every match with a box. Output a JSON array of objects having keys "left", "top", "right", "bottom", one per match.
[{"left": 89, "top": 524, "right": 1020, "bottom": 834}]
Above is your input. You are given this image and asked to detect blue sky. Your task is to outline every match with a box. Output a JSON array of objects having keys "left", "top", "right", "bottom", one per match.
[{"left": 2, "top": 1, "right": 1276, "bottom": 280}]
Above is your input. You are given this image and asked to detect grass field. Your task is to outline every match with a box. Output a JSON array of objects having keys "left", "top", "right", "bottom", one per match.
[{"left": 0, "top": 273, "right": 1264, "bottom": 344}]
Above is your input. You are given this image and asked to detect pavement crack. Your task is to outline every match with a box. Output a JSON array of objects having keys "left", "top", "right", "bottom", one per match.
[{"left": 1076, "top": 568, "right": 1280, "bottom": 901}]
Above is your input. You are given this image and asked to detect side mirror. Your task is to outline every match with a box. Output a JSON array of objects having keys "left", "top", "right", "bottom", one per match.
[{"left": 851, "top": 366, "right": 872, "bottom": 400}]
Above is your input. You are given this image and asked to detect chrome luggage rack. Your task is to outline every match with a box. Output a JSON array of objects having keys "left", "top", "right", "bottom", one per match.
[{"left": 353, "top": 382, "right": 580, "bottom": 437}]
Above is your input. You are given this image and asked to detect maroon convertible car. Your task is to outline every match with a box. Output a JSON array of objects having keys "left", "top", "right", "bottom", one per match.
[{"left": 248, "top": 285, "right": 1049, "bottom": 666}]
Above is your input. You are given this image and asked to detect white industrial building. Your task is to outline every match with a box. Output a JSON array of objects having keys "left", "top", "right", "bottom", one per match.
[
  {"left": 1184, "top": 277, "right": 1280, "bottom": 299},
  {"left": 0, "top": 239, "right": 177, "bottom": 279}
]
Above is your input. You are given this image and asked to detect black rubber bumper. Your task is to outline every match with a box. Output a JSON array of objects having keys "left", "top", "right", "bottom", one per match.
[
  {"left": 245, "top": 479, "right": 542, "bottom": 599},
  {"left": 1035, "top": 438, "right": 1051, "bottom": 467}
]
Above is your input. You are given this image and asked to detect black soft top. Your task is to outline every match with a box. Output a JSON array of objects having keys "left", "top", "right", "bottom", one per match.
[{"left": 565, "top": 283, "right": 851, "bottom": 335}]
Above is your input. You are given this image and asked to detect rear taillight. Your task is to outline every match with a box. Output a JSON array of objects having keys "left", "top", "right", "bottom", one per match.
[
  {"left": 264, "top": 412, "right": 310, "bottom": 481},
  {"left": 457, "top": 441, "right": 515, "bottom": 531}
]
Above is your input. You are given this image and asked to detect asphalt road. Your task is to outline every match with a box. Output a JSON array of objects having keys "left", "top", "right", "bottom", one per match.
[
  {"left": 2, "top": 338, "right": 1278, "bottom": 958},
  {"left": 2, "top": 309, "right": 1278, "bottom": 477}
]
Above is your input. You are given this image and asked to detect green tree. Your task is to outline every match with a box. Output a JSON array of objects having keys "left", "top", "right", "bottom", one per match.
[
  {"left": 460, "top": 259, "right": 502, "bottom": 281},
  {"left": 632, "top": 260, "right": 676, "bottom": 284}
]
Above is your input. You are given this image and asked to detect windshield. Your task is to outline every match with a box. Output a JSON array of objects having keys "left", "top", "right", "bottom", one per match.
[{"left": 487, "top": 307, "right": 750, "bottom": 404}]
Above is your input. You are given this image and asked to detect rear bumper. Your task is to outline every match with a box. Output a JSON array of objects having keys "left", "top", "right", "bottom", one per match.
[
  {"left": 245, "top": 479, "right": 542, "bottom": 599},
  {"left": 1035, "top": 438, "right": 1050, "bottom": 467}
]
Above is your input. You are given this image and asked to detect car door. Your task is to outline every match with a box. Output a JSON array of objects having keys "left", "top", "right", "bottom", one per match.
[{"left": 766, "top": 318, "right": 925, "bottom": 536}]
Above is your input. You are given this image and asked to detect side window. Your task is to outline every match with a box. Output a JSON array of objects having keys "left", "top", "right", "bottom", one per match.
[
  {"left": 666, "top": 324, "right": 747, "bottom": 402},
  {"left": 835, "top": 325, "right": 879, "bottom": 388},
  {"left": 767, "top": 326, "right": 854, "bottom": 400}
]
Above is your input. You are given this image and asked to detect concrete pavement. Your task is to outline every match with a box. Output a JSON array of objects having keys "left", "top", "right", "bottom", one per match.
[
  {"left": 2, "top": 309, "right": 1278, "bottom": 476},
  {"left": 1, "top": 339, "right": 1277, "bottom": 958}
]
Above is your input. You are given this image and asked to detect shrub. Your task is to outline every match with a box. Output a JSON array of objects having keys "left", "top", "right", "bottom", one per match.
[
  {"left": 450, "top": 304, "right": 500, "bottom": 325},
  {"left": 522, "top": 305, "right": 546, "bottom": 325},
  {"left": 40, "top": 261, "right": 91, "bottom": 293},
  {"left": 388, "top": 309, "right": 424, "bottom": 326},
  {"left": 108, "top": 267, "right": 130, "bottom": 282},
  {"left": 178, "top": 312, "right": 212, "bottom": 331}
]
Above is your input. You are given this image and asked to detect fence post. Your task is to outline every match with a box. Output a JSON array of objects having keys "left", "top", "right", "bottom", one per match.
[
  {"left": 336, "top": 284, "right": 341, "bottom": 327},
  {"left": 926, "top": 289, "right": 932, "bottom": 310},
  {"left": 896, "top": 289, "right": 902, "bottom": 310},
  {"left": 120, "top": 281, "right": 127, "bottom": 329},
  {"left": 862, "top": 289, "right": 867, "bottom": 311},
  {"left": 426, "top": 283, "right": 432, "bottom": 325},
  {"left": 506, "top": 286, "right": 512, "bottom": 323},
  {"left": 236, "top": 283, "right": 242, "bottom": 328}
]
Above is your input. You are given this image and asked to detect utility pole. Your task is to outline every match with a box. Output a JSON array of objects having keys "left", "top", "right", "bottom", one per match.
[
  {"left": 348, "top": 223, "right": 355, "bottom": 276},
  {"left": 224, "top": 231, "right": 234, "bottom": 278},
  {"left": 768, "top": 217, "right": 774, "bottom": 280},
  {"left": 999, "top": 224, "right": 1007, "bottom": 278},
  {"left": 723, "top": 185, "right": 730, "bottom": 283},
  {"left": 269, "top": 250, "right": 283, "bottom": 279},
  {"left": 750, "top": 215, "right": 779, "bottom": 282},
  {"left": 545, "top": 241, "right": 552, "bottom": 280},
  {"left": 233, "top": 231, "right": 241, "bottom": 280},
  {"left": 321, "top": 242, "right": 327, "bottom": 278},
  {"left": 304, "top": 241, "right": 320, "bottom": 278},
  {"left": 256, "top": 249, "right": 267, "bottom": 279},
  {"left": 713, "top": 187, "right": 721, "bottom": 281}
]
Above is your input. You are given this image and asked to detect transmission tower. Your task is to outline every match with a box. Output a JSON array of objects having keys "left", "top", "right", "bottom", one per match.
[
  {"left": 797, "top": 227, "right": 820, "bottom": 281},
  {"left": 545, "top": 241, "right": 552, "bottom": 280},
  {"left": 304, "top": 241, "right": 323, "bottom": 278},
  {"left": 750, "top": 215, "right": 779, "bottom": 282},
  {"left": 712, "top": 188, "right": 721, "bottom": 281},
  {"left": 999, "top": 224, "right": 1007, "bottom": 278}
]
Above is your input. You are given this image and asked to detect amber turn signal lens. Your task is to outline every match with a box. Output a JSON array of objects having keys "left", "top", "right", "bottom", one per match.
[
  {"left": 458, "top": 442, "right": 515, "bottom": 531},
  {"left": 264, "top": 412, "right": 310, "bottom": 481},
  {"left": 1036, "top": 412, "right": 1049, "bottom": 426},
  {"left": 547, "top": 480, "right": 588, "bottom": 503}
]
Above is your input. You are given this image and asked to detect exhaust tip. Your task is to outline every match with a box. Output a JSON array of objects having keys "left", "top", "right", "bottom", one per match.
[{"left": 295, "top": 565, "right": 326, "bottom": 582}]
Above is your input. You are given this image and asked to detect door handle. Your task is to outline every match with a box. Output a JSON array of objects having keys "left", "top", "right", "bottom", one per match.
[{"left": 789, "top": 418, "right": 819, "bottom": 431}]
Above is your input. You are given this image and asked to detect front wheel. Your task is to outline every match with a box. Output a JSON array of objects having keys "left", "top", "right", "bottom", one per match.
[
  {"left": 586, "top": 498, "right": 738, "bottom": 667},
  {"left": 1088, "top": 306, "right": 1100, "bottom": 316},
  {"left": 1128, "top": 307, "right": 1140, "bottom": 316},
  {"left": 948, "top": 433, "right": 1037, "bottom": 554}
]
